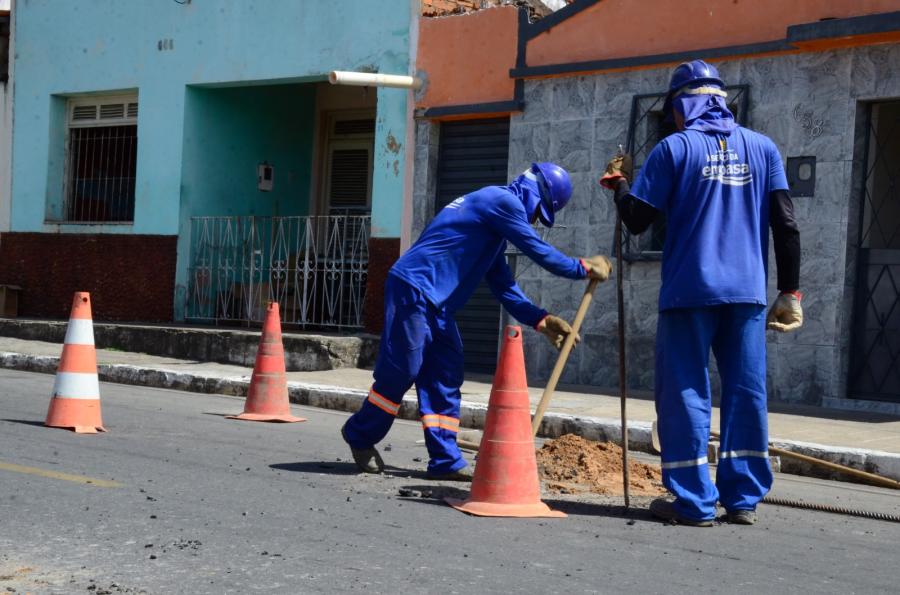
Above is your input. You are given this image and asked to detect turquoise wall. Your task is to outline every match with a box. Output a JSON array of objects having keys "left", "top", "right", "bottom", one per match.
[
  {"left": 181, "top": 84, "right": 315, "bottom": 219},
  {"left": 10, "top": 0, "right": 411, "bottom": 236}
]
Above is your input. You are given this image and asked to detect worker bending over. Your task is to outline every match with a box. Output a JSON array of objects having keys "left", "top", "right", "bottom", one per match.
[
  {"left": 601, "top": 60, "right": 802, "bottom": 525},
  {"left": 343, "top": 162, "right": 612, "bottom": 481}
]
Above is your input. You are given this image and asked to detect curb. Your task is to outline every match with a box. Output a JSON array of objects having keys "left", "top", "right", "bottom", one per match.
[{"left": 2, "top": 350, "right": 898, "bottom": 483}]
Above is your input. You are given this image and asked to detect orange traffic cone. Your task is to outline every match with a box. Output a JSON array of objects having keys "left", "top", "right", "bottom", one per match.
[
  {"left": 227, "top": 302, "right": 306, "bottom": 423},
  {"left": 447, "top": 326, "right": 565, "bottom": 518},
  {"left": 45, "top": 292, "right": 106, "bottom": 433}
]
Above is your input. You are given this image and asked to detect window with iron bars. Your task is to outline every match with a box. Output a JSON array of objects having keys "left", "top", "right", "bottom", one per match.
[
  {"left": 622, "top": 85, "right": 750, "bottom": 260},
  {"left": 63, "top": 96, "right": 138, "bottom": 223},
  {"left": 0, "top": 14, "right": 9, "bottom": 84}
]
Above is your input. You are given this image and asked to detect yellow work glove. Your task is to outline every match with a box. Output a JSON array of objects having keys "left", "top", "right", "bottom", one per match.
[
  {"left": 767, "top": 291, "right": 803, "bottom": 332},
  {"left": 599, "top": 153, "right": 633, "bottom": 190},
  {"left": 536, "top": 315, "right": 580, "bottom": 351},
  {"left": 580, "top": 255, "right": 613, "bottom": 281}
]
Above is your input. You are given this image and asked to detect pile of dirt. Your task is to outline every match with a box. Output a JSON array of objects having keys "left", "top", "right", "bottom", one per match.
[{"left": 537, "top": 434, "right": 666, "bottom": 496}]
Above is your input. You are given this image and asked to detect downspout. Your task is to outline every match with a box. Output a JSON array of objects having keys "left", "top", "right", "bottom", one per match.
[{"left": 328, "top": 71, "right": 423, "bottom": 90}]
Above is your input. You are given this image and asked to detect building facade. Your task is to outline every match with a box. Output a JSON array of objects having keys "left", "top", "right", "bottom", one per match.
[
  {"left": 0, "top": 0, "right": 417, "bottom": 331},
  {"left": 413, "top": 0, "right": 900, "bottom": 411},
  {"left": 0, "top": 0, "right": 11, "bottom": 233}
]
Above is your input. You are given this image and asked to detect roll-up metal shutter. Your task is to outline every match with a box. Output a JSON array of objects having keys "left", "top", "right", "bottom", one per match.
[{"left": 434, "top": 118, "right": 510, "bottom": 374}]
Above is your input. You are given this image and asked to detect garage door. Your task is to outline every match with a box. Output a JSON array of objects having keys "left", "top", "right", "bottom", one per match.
[{"left": 434, "top": 118, "right": 510, "bottom": 374}]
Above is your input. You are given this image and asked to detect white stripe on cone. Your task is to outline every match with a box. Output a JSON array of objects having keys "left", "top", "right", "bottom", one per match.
[
  {"left": 63, "top": 319, "right": 95, "bottom": 346},
  {"left": 52, "top": 372, "right": 100, "bottom": 399}
]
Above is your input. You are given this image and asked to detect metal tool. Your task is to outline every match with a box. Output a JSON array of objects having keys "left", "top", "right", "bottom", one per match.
[
  {"left": 612, "top": 143, "right": 631, "bottom": 509},
  {"left": 530, "top": 279, "right": 600, "bottom": 437}
]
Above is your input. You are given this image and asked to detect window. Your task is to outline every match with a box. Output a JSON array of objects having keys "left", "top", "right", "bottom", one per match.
[
  {"left": 0, "top": 14, "right": 9, "bottom": 84},
  {"left": 623, "top": 85, "right": 749, "bottom": 259},
  {"left": 63, "top": 95, "right": 138, "bottom": 223},
  {"left": 323, "top": 113, "right": 374, "bottom": 216}
]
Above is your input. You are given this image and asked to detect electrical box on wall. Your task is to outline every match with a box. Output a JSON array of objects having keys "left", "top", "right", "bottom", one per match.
[
  {"left": 786, "top": 156, "right": 816, "bottom": 197},
  {"left": 257, "top": 162, "right": 274, "bottom": 192}
]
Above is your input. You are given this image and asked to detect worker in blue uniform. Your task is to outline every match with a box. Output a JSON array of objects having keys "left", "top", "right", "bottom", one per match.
[
  {"left": 342, "top": 162, "right": 613, "bottom": 481},
  {"left": 600, "top": 60, "right": 803, "bottom": 525}
]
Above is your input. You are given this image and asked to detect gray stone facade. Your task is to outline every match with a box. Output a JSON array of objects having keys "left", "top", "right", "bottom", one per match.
[{"left": 413, "top": 43, "right": 900, "bottom": 409}]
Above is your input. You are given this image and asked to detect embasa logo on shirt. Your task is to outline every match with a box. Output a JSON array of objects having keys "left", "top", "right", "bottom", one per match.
[
  {"left": 446, "top": 197, "right": 466, "bottom": 209},
  {"left": 701, "top": 145, "right": 752, "bottom": 187}
]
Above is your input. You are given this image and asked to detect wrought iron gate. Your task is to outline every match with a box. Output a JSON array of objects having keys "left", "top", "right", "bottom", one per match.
[
  {"left": 186, "top": 215, "right": 370, "bottom": 329},
  {"left": 849, "top": 101, "right": 900, "bottom": 402}
]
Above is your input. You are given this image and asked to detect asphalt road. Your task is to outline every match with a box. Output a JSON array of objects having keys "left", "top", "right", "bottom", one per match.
[{"left": 1, "top": 369, "right": 898, "bottom": 595}]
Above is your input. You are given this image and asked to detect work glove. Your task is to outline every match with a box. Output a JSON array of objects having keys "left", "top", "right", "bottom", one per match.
[
  {"left": 580, "top": 255, "right": 613, "bottom": 281},
  {"left": 599, "top": 153, "right": 633, "bottom": 190},
  {"left": 767, "top": 291, "right": 803, "bottom": 332},
  {"left": 536, "top": 315, "right": 580, "bottom": 351}
]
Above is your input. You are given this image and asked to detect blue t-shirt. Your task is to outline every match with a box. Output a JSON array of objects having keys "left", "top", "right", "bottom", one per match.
[
  {"left": 629, "top": 126, "right": 788, "bottom": 311},
  {"left": 391, "top": 177, "right": 586, "bottom": 326}
]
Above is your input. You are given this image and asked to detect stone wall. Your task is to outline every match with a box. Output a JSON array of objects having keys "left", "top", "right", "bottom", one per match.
[{"left": 413, "top": 43, "right": 900, "bottom": 407}]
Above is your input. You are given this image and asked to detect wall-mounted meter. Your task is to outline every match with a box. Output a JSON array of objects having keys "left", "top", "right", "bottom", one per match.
[{"left": 257, "top": 162, "right": 274, "bottom": 192}]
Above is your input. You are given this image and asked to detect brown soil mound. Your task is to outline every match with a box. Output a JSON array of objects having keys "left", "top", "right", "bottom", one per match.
[{"left": 537, "top": 434, "right": 666, "bottom": 496}]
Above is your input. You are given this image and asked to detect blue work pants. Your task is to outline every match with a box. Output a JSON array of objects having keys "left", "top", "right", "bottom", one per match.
[
  {"left": 655, "top": 304, "right": 773, "bottom": 521},
  {"left": 343, "top": 275, "right": 467, "bottom": 475}
]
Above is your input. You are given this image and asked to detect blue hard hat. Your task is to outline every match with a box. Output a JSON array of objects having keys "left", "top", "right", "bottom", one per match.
[
  {"left": 663, "top": 59, "right": 726, "bottom": 117},
  {"left": 531, "top": 162, "right": 572, "bottom": 228}
]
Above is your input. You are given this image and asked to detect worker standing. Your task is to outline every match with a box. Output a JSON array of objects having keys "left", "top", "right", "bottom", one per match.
[
  {"left": 600, "top": 60, "right": 802, "bottom": 525},
  {"left": 342, "top": 163, "right": 613, "bottom": 481}
]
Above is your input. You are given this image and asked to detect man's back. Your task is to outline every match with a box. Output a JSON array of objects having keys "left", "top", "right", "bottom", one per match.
[{"left": 631, "top": 126, "right": 788, "bottom": 310}]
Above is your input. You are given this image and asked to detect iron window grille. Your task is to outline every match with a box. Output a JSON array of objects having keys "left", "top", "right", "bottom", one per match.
[
  {"left": 0, "top": 14, "right": 9, "bottom": 84},
  {"left": 620, "top": 85, "right": 750, "bottom": 261},
  {"left": 848, "top": 100, "right": 900, "bottom": 402},
  {"left": 62, "top": 95, "right": 139, "bottom": 223}
]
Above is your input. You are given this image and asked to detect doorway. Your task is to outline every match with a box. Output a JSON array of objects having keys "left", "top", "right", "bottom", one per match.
[{"left": 848, "top": 101, "right": 900, "bottom": 402}]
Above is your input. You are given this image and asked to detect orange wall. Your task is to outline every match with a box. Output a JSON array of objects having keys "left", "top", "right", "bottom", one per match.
[
  {"left": 416, "top": 6, "right": 518, "bottom": 109},
  {"left": 528, "top": 0, "right": 900, "bottom": 67}
]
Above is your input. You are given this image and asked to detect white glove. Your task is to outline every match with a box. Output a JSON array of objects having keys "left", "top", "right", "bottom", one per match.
[{"left": 767, "top": 291, "right": 803, "bottom": 332}]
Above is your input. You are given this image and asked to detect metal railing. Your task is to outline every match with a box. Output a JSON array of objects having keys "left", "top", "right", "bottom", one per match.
[{"left": 186, "top": 215, "right": 370, "bottom": 329}]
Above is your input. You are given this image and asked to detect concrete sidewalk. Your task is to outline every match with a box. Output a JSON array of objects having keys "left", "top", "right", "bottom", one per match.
[{"left": 2, "top": 336, "right": 900, "bottom": 482}]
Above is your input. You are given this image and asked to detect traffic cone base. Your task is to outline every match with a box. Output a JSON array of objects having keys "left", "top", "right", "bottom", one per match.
[
  {"left": 228, "top": 303, "right": 306, "bottom": 423},
  {"left": 446, "top": 326, "right": 564, "bottom": 518},
  {"left": 45, "top": 292, "right": 106, "bottom": 434},
  {"left": 45, "top": 397, "right": 106, "bottom": 433},
  {"left": 445, "top": 498, "right": 565, "bottom": 518}
]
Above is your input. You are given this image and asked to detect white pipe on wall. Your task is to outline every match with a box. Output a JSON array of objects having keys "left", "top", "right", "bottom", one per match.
[{"left": 328, "top": 71, "right": 423, "bottom": 90}]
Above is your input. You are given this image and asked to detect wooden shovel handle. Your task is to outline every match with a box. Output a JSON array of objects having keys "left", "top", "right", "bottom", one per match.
[{"left": 531, "top": 278, "right": 600, "bottom": 437}]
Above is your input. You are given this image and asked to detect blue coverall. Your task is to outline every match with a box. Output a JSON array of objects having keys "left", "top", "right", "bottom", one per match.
[
  {"left": 343, "top": 174, "right": 586, "bottom": 474},
  {"left": 629, "top": 94, "right": 789, "bottom": 520}
]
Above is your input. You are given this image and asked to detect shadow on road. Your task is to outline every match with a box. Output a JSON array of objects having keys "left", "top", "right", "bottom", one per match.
[
  {"left": 1, "top": 419, "right": 49, "bottom": 428},
  {"left": 393, "top": 484, "right": 658, "bottom": 523},
  {"left": 271, "top": 461, "right": 439, "bottom": 480},
  {"left": 270, "top": 461, "right": 362, "bottom": 475}
]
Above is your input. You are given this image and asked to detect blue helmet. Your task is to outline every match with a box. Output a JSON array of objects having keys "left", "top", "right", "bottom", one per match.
[
  {"left": 662, "top": 59, "right": 726, "bottom": 117},
  {"left": 531, "top": 162, "right": 572, "bottom": 228}
]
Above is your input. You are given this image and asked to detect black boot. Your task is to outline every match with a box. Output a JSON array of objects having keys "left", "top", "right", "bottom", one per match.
[
  {"left": 341, "top": 425, "right": 384, "bottom": 474},
  {"left": 649, "top": 498, "right": 714, "bottom": 527},
  {"left": 425, "top": 466, "right": 474, "bottom": 482},
  {"left": 726, "top": 509, "right": 757, "bottom": 525}
]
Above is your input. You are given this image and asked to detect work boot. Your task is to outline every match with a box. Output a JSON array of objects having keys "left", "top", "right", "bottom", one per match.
[
  {"left": 425, "top": 466, "right": 474, "bottom": 482},
  {"left": 340, "top": 425, "right": 384, "bottom": 474},
  {"left": 649, "top": 498, "right": 714, "bottom": 527},
  {"left": 727, "top": 509, "right": 758, "bottom": 525}
]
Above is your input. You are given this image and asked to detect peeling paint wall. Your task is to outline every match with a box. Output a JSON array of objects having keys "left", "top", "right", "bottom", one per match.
[
  {"left": 9, "top": 0, "right": 414, "bottom": 320},
  {"left": 415, "top": 7, "right": 519, "bottom": 109},
  {"left": 528, "top": 0, "right": 900, "bottom": 67},
  {"left": 11, "top": 0, "right": 412, "bottom": 238}
]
